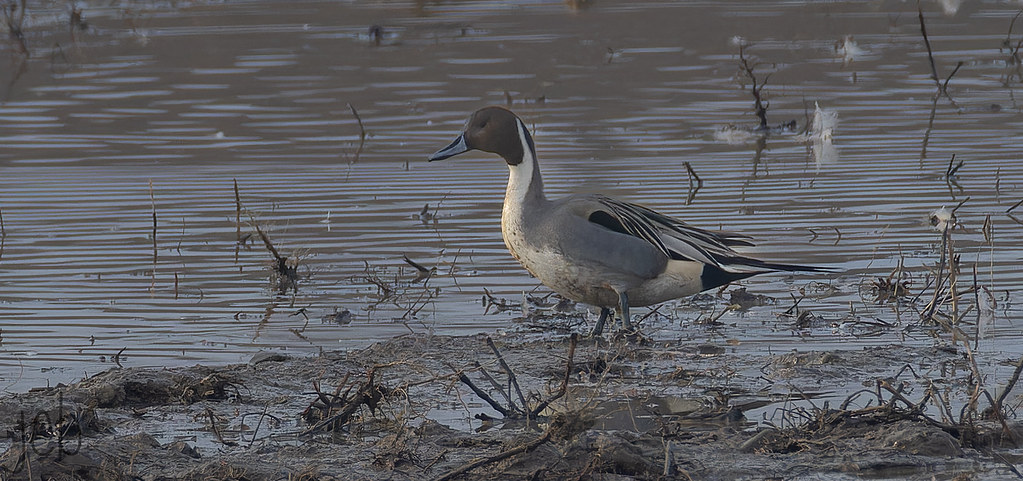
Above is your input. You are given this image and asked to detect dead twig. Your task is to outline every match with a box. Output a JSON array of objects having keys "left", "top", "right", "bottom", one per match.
[
  {"left": 451, "top": 364, "right": 514, "bottom": 418},
  {"left": 917, "top": 1, "right": 962, "bottom": 104},
  {"left": 149, "top": 179, "right": 158, "bottom": 293},
  {"left": 69, "top": 2, "right": 87, "bottom": 37},
  {"left": 918, "top": 1, "right": 941, "bottom": 90},
  {"left": 316, "top": 377, "right": 347, "bottom": 413},
  {"left": 683, "top": 162, "right": 702, "bottom": 186},
  {"left": 530, "top": 334, "right": 577, "bottom": 417},
  {"left": 255, "top": 221, "right": 289, "bottom": 268},
  {"left": 243, "top": 404, "right": 277, "bottom": 449},
  {"left": 634, "top": 304, "right": 663, "bottom": 327},
  {"left": 738, "top": 43, "right": 770, "bottom": 129},
  {"left": 996, "top": 356, "right": 1023, "bottom": 411},
  {"left": 399, "top": 286, "right": 435, "bottom": 320},
  {"left": 487, "top": 337, "right": 529, "bottom": 417},
  {"left": 683, "top": 162, "right": 703, "bottom": 205},
  {"left": 348, "top": 103, "right": 366, "bottom": 162},
  {"left": 981, "top": 389, "right": 1017, "bottom": 445},
  {"left": 696, "top": 304, "right": 739, "bottom": 326},
  {"left": 482, "top": 288, "right": 516, "bottom": 314},
  {"left": 455, "top": 336, "right": 579, "bottom": 423},
  {"left": 301, "top": 374, "right": 351, "bottom": 423},
  {"left": 990, "top": 450, "right": 1023, "bottom": 479},
  {"left": 920, "top": 223, "right": 950, "bottom": 323},
  {"left": 1002, "top": 11, "right": 1023, "bottom": 84},
  {"left": 945, "top": 154, "right": 964, "bottom": 178},
  {"left": 403, "top": 254, "right": 436, "bottom": 283},
  {"left": 942, "top": 61, "right": 963, "bottom": 93},
  {"left": 206, "top": 408, "right": 238, "bottom": 447},
  {"left": 919, "top": 94, "right": 939, "bottom": 163},
  {"left": 878, "top": 380, "right": 928, "bottom": 414},
  {"left": 472, "top": 361, "right": 522, "bottom": 414},
  {"left": 149, "top": 180, "right": 158, "bottom": 240},
  {"left": 431, "top": 430, "right": 553, "bottom": 481},
  {"left": 250, "top": 216, "right": 299, "bottom": 292},
  {"left": 3, "top": 0, "right": 30, "bottom": 57},
  {"left": 233, "top": 179, "right": 242, "bottom": 249},
  {"left": 301, "top": 368, "right": 388, "bottom": 435},
  {"left": 113, "top": 347, "right": 126, "bottom": 368}
]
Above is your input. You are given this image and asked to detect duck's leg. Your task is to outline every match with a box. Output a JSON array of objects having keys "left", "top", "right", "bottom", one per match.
[
  {"left": 617, "top": 291, "right": 633, "bottom": 331},
  {"left": 590, "top": 307, "right": 612, "bottom": 337}
]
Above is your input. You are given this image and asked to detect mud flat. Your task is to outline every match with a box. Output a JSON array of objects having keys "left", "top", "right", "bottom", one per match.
[{"left": 1, "top": 329, "right": 1020, "bottom": 480}]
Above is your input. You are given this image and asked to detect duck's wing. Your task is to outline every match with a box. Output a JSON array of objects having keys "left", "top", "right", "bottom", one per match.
[
  {"left": 587, "top": 195, "right": 745, "bottom": 266},
  {"left": 585, "top": 195, "right": 827, "bottom": 273}
]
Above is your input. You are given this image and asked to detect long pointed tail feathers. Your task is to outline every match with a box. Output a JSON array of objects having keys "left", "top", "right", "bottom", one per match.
[{"left": 720, "top": 256, "right": 836, "bottom": 274}]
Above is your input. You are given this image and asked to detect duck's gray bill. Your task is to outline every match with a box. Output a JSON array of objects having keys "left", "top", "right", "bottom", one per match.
[{"left": 428, "top": 134, "right": 469, "bottom": 161}]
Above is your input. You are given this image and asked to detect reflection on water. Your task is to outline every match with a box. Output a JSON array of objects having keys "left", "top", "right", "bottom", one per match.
[{"left": 1, "top": 0, "right": 1022, "bottom": 397}]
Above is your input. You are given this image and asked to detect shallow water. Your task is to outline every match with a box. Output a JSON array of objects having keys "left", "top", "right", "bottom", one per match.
[{"left": 1, "top": 0, "right": 1022, "bottom": 400}]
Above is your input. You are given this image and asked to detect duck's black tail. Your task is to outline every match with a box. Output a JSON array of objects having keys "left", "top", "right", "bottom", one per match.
[{"left": 700, "top": 257, "right": 835, "bottom": 292}]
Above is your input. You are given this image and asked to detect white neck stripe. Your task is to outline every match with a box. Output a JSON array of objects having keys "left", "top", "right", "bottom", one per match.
[{"left": 506, "top": 120, "right": 540, "bottom": 206}]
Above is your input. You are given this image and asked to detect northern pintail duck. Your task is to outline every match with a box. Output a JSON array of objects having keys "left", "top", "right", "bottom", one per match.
[{"left": 429, "top": 106, "right": 829, "bottom": 335}]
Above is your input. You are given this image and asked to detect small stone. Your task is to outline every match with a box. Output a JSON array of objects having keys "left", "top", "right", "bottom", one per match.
[
  {"left": 249, "top": 351, "right": 289, "bottom": 366},
  {"left": 167, "top": 440, "right": 201, "bottom": 459}
]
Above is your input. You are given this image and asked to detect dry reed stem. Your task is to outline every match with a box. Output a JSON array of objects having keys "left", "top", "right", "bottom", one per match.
[
  {"left": 486, "top": 337, "right": 529, "bottom": 422},
  {"left": 943, "top": 61, "right": 963, "bottom": 93},
  {"left": 945, "top": 153, "right": 964, "bottom": 178},
  {"left": 474, "top": 361, "right": 522, "bottom": 414},
  {"left": 454, "top": 335, "right": 579, "bottom": 423},
  {"left": 149, "top": 179, "right": 157, "bottom": 294},
  {"left": 917, "top": 1, "right": 941, "bottom": 89},
  {"left": 451, "top": 363, "right": 513, "bottom": 417},
  {"left": 301, "top": 368, "right": 380, "bottom": 435},
  {"left": 253, "top": 221, "right": 285, "bottom": 266},
  {"left": 996, "top": 356, "right": 1023, "bottom": 409},
  {"left": 348, "top": 103, "right": 366, "bottom": 162},
  {"left": 921, "top": 225, "right": 949, "bottom": 322},
  {"left": 930, "top": 227, "right": 1019, "bottom": 442},
  {"left": 233, "top": 178, "right": 241, "bottom": 240},
  {"left": 113, "top": 346, "right": 126, "bottom": 368},
  {"left": 738, "top": 43, "right": 770, "bottom": 129},
  {"left": 1003, "top": 11, "right": 1023, "bottom": 84},
  {"left": 973, "top": 264, "right": 983, "bottom": 351},
  {"left": 683, "top": 162, "right": 702, "bottom": 186},
  {"left": 948, "top": 230, "right": 960, "bottom": 332},
  {"left": 919, "top": 95, "right": 939, "bottom": 162},
  {"left": 529, "top": 333, "right": 577, "bottom": 417},
  {"left": 683, "top": 162, "right": 703, "bottom": 205},
  {"left": 206, "top": 408, "right": 237, "bottom": 447},
  {"left": 245, "top": 404, "right": 272, "bottom": 449},
  {"left": 432, "top": 429, "right": 553, "bottom": 481},
  {"left": 149, "top": 179, "right": 157, "bottom": 249},
  {"left": 301, "top": 374, "right": 351, "bottom": 421},
  {"left": 981, "top": 389, "right": 1017, "bottom": 445},
  {"left": 917, "top": 1, "right": 962, "bottom": 103},
  {"left": 3, "top": 0, "right": 29, "bottom": 57}
]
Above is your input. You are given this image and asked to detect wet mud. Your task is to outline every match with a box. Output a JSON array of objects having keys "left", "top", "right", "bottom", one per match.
[
  {"left": 3, "top": 0, "right": 1023, "bottom": 479},
  {"left": 1, "top": 331, "right": 1020, "bottom": 480},
  {"left": 2, "top": 0, "right": 1023, "bottom": 393}
]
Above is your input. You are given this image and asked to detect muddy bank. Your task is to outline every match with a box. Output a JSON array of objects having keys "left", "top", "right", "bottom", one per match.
[{"left": 1, "top": 331, "right": 1020, "bottom": 480}]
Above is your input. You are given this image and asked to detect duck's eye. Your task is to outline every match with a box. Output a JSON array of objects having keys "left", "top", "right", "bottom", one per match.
[{"left": 479, "top": 120, "right": 488, "bottom": 129}]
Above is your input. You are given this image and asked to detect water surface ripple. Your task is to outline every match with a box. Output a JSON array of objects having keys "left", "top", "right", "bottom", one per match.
[{"left": 1, "top": 0, "right": 1021, "bottom": 395}]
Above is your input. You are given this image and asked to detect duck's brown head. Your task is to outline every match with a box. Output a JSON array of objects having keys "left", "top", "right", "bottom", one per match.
[{"left": 428, "top": 106, "right": 533, "bottom": 166}]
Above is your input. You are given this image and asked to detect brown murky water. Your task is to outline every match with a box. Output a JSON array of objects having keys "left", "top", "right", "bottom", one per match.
[{"left": 1, "top": 0, "right": 1022, "bottom": 409}]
